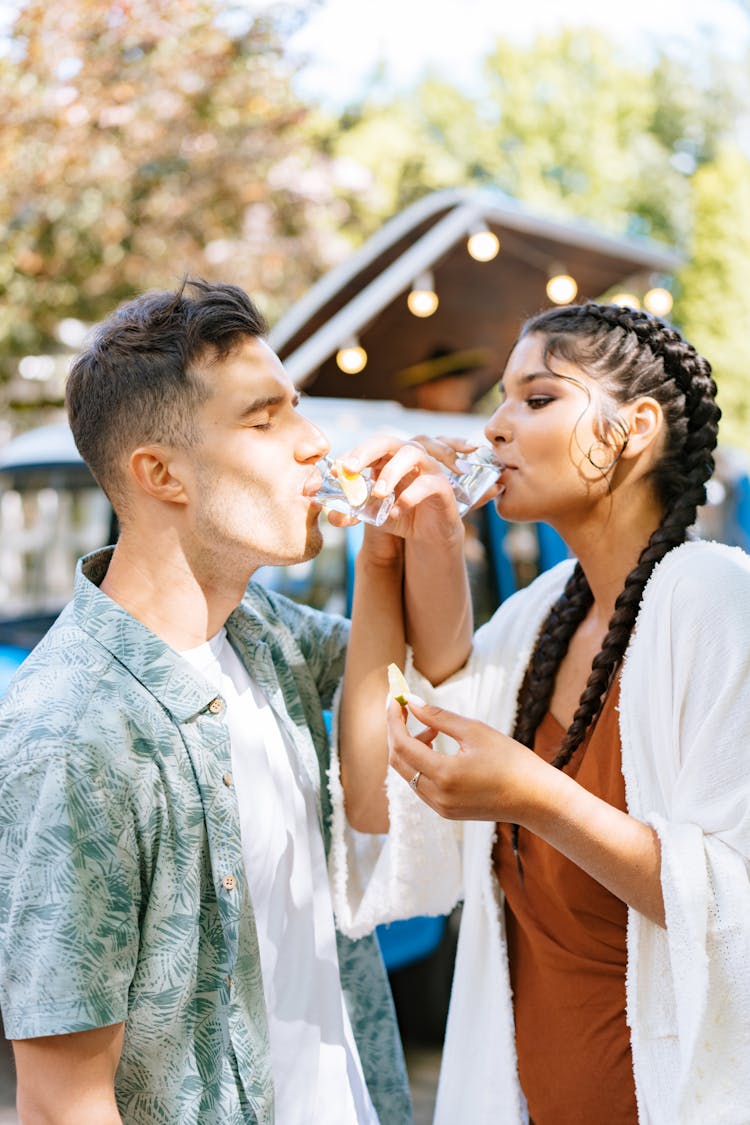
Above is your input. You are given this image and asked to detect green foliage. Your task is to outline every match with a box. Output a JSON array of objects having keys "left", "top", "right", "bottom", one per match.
[
  {"left": 0, "top": 0, "right": 339, "bottom": 384},
  {"left": 677, "top": 146, "right": 750, "bottom": 449},
  {"left": 319, "top": 28, "right": 745, "bottom": 249}
]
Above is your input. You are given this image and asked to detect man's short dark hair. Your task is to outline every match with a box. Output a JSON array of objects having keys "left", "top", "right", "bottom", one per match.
[{"left": 65, "top": 277, "right": 267, "bottom": 508}]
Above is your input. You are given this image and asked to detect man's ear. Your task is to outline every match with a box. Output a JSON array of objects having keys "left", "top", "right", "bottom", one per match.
[
  {"left": 619, "top": 397, "right": 664, "bottom": 460},
  {"left": 128, "top": 446, "right": 189, "bottom": 505}
]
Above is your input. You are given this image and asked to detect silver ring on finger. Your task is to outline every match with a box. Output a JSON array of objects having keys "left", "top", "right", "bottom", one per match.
[{"left": 408, "top": 770, "right": 421, "bottom": 792}]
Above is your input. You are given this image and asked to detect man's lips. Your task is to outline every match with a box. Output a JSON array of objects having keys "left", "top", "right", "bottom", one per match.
[{"left": 303, "top": 470, "right": 324, "bottom": 498}]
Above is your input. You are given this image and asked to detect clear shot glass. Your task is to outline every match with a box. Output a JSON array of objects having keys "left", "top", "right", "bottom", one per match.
[
  {"left": 449, "top": 447, "right": 503, "bottom": 515},
  {"left": 315, "top": 456, "right": 396, "bottom": 527}
]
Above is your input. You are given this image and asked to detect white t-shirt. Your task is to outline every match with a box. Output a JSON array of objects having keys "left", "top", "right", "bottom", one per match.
[{"left": 181, "top": 629, "right": 378, "bottom": 1125}]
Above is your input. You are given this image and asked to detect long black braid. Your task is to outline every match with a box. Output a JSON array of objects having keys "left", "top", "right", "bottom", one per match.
[{"left": 508, "top": 302, "right": 720, "bottom": 873}]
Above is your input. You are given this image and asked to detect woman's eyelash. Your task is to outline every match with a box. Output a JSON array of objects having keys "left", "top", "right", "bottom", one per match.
[{"left": 526, "top": 395, "right": 554, "bottom": 409}]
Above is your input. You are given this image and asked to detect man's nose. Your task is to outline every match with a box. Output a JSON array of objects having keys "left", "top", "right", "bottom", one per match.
[{"left": 298, "top": 415, "right": 330, "bottom": 462}]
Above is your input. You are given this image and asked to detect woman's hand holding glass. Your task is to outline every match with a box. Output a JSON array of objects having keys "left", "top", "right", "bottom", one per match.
[
  {"left": 320, "top": 433, "right": 503, "bottom": 546},
  {"left": 409, "top": 434, "right": 505, "bottom": 514}
]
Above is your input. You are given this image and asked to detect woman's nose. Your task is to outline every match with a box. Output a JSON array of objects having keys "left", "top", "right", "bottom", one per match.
[{"left": 484, "top": 404, "right": 511, "bottom": 447}]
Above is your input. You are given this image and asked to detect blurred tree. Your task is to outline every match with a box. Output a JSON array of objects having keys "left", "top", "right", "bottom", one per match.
[
  {"left": 0, "top": 0, "right": 352, "bottom": 391},
  {"left": 677, "top": 145, "right": 750, "bottom": 450},
  {"left": 320, "top": 29, "right": 744, "bottom": 248}
]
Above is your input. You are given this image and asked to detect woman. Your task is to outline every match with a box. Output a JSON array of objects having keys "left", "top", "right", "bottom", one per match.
[{"left": 333, "top": 303, "right": 750, "bottom": 1124}]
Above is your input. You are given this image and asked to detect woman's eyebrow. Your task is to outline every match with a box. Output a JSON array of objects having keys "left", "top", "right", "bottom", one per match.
[{"left": 499, "top": 371, "right": 557, "bottom": 394}]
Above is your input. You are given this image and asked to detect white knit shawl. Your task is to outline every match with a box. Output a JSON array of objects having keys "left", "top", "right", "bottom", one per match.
[{"left": 328, "top": 540, "right": 750, "bottom": 1124}]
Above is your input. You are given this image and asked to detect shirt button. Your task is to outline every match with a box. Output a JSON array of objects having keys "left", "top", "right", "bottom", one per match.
[
  {"left": 208, "top": 697, "right": 224, "bottom": 714},
  {"left": 222, "top": 874, "right": 237, "bottom": 891},
  {"left": 222, "top": 772, "right": 233, "bottom": 787}
]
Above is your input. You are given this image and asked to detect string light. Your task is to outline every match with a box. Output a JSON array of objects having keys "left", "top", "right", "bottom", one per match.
[
  {"left": 546, "top": 270, "right": 578, "bottom": 305},
  {"left": 610, "top": 293, "right": 641, "bottom": 309},
  {"left": 643, "top": 287, "right": 673, "bottom": 317},
  {"left": 407, "top": 271, "right": 439, "bottom": 318},
  {"left": 335, "top": 338, "right": 368, "bottom": 374},
  {"left": 467, "top": 225, "right": 500, "bottom": 262}
]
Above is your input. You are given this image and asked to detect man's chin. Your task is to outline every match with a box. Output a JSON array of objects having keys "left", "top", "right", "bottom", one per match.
[
  {"left": 303, "top": 524, "right": 325, "bottom": 560},
  {"left": 281, "top": 524, "right": 324, "bottom": 566},
  {"left": 251, "top": 523, "right": 324, "bottom": 571}
]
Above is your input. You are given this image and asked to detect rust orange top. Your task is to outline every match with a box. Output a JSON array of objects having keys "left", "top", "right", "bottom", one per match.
[{"left": 494, "top": 682, "right": 638, "bottom": 1125}]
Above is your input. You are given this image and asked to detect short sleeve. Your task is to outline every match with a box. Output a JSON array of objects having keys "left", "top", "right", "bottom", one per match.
[{"left": 0, "top": 746, "right": 142, "bottom": 1039}]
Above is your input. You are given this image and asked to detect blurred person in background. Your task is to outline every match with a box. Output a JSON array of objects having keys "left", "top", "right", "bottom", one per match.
[{"left": 396, "top": 344, "right": 496, "bottom": 414}]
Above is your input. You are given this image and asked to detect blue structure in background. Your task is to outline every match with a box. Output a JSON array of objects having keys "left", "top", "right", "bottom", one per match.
[
  {"left": 344, "top": 521, "right": 365, "bottom": 617},
  {"left": 484, "top": 504, "right": 517, "bottom": 604},
  {"left": 376, "top": 915, "right": 447, "bottom": 972},
  {"left": 0, "top": 646, "right": 27, "bottom": 698},
  {"left": 732, "top": 473, "right": 750, "bottom": 553},
  {"left": 537, "top": 520, "right": 570, "bottom": 571}
]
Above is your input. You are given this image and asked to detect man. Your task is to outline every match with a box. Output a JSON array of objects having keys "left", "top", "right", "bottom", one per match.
[{"left": 0, "top": 279, "right": 471, "bottom": 1123}]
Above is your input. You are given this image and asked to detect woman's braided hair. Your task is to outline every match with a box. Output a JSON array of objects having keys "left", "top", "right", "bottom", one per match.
[{"left": 510, "top": 302, "right": 720, "bottom": 779}]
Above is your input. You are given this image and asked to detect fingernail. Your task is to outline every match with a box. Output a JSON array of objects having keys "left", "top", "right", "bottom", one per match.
[{"left": 405, "top": 693, "right": 425, "bottom": 706}]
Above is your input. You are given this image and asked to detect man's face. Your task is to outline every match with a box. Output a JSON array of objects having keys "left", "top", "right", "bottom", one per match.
[{"left": 170, "top": 336, "right": 330, "bottom": 574}]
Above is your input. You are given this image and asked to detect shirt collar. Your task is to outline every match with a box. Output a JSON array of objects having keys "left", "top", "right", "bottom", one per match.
[{"left": 73, "top": 547, "right": 225, "bottom": 723}]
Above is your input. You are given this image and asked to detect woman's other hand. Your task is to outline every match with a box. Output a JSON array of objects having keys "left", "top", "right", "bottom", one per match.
[{"left": 386, "top": 696, "right": 550, "bottom": 823}]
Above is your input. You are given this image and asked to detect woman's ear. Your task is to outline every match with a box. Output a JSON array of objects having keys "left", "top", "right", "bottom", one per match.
[
  {"left": 128, "top": 446, "right": 189, "bottom": 505},
  {"left": 619, "top": 397, "right": 664, "bottom": 460}
]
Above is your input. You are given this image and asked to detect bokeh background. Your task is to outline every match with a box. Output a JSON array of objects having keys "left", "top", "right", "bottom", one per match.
[{"left": 1, "top": 0, "right": 750, "bottom": 444}]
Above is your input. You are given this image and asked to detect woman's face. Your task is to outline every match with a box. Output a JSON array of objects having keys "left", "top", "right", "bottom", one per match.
[{"left": 484, "top": 332, "right": 624, "bottom": 528}]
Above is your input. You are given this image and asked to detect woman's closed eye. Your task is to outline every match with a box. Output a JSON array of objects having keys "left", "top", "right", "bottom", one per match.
[{"left": 526, "top": 395, "right": 555, "bottom": 410}]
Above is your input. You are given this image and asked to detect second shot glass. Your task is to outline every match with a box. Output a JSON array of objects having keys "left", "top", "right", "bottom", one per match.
[{"left": 448, "top": 447, "right": 504, "bottom": 514}]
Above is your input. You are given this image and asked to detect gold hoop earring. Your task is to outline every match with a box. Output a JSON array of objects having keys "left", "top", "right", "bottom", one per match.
[{"left": 586, "top": 434, "right": 629, "bottom": 472}]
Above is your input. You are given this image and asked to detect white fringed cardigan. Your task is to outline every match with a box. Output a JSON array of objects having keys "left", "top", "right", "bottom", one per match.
[{"left": 329, "top": 541, "right": 750, "bottom": 1124}]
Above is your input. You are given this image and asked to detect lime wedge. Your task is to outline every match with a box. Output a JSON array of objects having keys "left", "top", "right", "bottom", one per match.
[
  {"left": 387, "top": 662, "right": 410, "bottom": 706},
  {"left": 334, "top": 460, "right": 369, "bottom": 509}
]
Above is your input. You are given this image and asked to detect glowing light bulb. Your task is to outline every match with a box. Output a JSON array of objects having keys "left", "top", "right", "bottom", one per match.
[
  {"left": 336, "top": 342, "right": 368, "bottom": 374},
  {"left": 407, "top": 288, "right": 439, "bottom": 317},
  {"left": 407, "top": 271, "right": 439, "bottom": 317},
  {"left": 546, "top": 273, "right": 578, "bottom": 305},
  {"left": 610, "top": 293, "right": 641, "bottom": 309},
  {"left": 467, "top": 228, "right": 500, "bottom": 262},
  {"left": 643, "top": 287, "right": 673, "bottom": 317}
]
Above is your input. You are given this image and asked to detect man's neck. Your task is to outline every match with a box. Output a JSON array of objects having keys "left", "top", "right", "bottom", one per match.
[{"left": 98, "top": 532, "right": 251, "bottom": 650}]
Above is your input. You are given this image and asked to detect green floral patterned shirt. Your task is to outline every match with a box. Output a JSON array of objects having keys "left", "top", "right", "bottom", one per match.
[{"left": 0, "top": 549, "right": 411, "bottom": 1124}]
